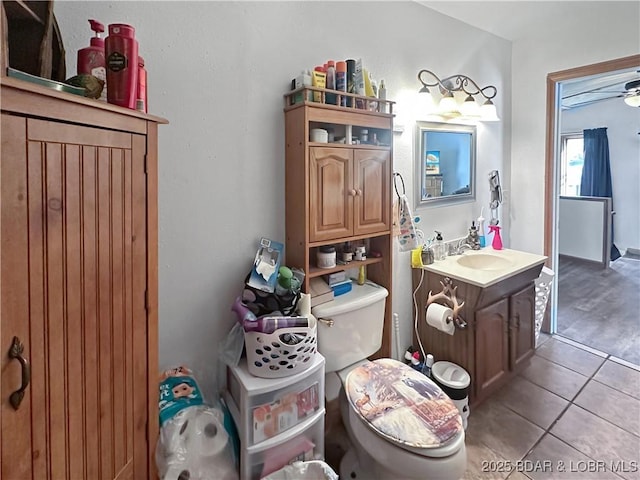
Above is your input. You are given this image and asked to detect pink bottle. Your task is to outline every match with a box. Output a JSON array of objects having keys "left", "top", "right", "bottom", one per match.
[
  {"left": 489, "top": 225, "right": 503, "bottom": 250},
  {"left": 105, "top": 23, "right": 139, "bottom": 109},
  {"left": 77, "top": 20, "right": 106, "bottom": 100}
]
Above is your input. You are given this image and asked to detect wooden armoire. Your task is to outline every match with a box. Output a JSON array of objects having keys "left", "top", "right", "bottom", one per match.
[{"left": 0, "top": 66, "right": 167, "bottom": 480}]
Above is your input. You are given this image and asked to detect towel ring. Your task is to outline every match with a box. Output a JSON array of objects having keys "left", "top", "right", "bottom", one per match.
[{"left": 393, "top": 172, "right": 406, "bottom": 199}]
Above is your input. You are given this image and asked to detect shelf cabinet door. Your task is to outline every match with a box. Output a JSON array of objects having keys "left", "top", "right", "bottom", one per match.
[
  {"left": 309, "top": 147, "right": 353, "bottom": 242},
  {"left": 474, "top": 297, "right": 510, "bottom": 402},
  {"left": 510, "top": 284, "right": 536, "bottom": 370},
  {"left": 353, "top": 149, "right": 391, "bottom": 236},
  {"left": 1, "top": 115, "right": 149, "bottom": 480}
]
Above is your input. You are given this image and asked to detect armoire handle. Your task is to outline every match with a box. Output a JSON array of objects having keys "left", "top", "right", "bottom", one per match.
[{"left": 8, "top": 336, "right": 30, "bottom": 410}]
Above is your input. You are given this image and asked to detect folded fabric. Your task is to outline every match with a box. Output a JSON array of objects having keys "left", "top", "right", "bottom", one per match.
[{"left": 397, "top": 194, "right": 419, "bottom": 252}]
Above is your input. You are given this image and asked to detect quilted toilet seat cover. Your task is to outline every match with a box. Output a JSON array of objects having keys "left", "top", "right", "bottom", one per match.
[{"left": 345, "top": 358, "right": 463, "bottom": 449}]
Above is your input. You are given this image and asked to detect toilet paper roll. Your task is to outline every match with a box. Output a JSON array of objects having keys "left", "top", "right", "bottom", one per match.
[
  {"left": 188, "top": 410, "right": 229, "bottom": 458},
  {"left": 426, "top": 303, "right": 455, "bottom": 335}
]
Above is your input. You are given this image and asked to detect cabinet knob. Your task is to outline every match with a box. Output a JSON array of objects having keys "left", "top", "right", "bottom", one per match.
[
  {"left": 356, "top": 189, "right": 362, "bottom": 196},
  {"left": 349, "top": 189, "right": 357, "bottom": 196}
]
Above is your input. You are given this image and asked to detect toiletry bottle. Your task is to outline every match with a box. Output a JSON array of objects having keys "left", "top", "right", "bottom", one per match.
[
  {"left": 336, "top": 61, "right": 347, "bottom": 106},
  {"left": 468, "top": 221, "right": 479, "bottom": 249},
  {"left": 434, "top": 231, "right": 446, "bottom": 260},
  {"left": 422, "top": 353, "right": 434, "bottom": 378},
  {"left": 312, "top": 66, "right": 326, "bottom": 103},
  {"left": 357, "top": 264, "right": 366, "bottom": 285},
  {"left": 105, "top": 23, "right": 139, "bottom": 109},
  {"left": 477, "top": 209, "right": 486, "bottom": 248},
  {"left": 489, "top": 225, "right": 503, "bottom": 250},
  {"left": 136, "top": 56, "right": 147, "bottom": 113},
  {"left": 378, "top": 79, "right": 387, "bottom": 113},
  {"left": 346, "top": 59, "right": 356, "bottom": 106},
  {"left": 77, "top": 19, "right": 107, "bottom": 101},
  {"left": 325, "top": 60, "right": 336, "bottom": 105}
]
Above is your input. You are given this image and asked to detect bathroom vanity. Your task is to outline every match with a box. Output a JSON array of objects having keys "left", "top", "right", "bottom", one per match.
[{"left": 412, "top": 249, "right": 547, "bottom": 405}]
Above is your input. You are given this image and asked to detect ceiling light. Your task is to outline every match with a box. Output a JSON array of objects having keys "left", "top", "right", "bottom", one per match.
[
  {"left": 624, "top": 79, "right": 640, "bottom": 107},
  {"left": 417, "top": 69, "right": 499, "bottom": 121}
]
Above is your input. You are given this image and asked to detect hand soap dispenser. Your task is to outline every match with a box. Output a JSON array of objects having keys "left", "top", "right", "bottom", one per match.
[
  {"left": 434, "top": 231, "right": 446, "bottom": 260},
  {"left": 488, "top": 225, "right": 503, "bottom": 250},
  {"left": 477, "top": 209, "right": 486, "bottom": 248}
]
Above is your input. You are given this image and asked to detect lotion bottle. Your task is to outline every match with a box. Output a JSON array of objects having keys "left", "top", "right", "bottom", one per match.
[
  {"left": 105, "top": 23, "right": 139, "bottom": 109},
  {"left": 434, "top": 231, "right": 446, "bottom": 260}
]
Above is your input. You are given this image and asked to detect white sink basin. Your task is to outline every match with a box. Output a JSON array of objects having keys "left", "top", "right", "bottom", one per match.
[{"left": 456, "top": 253, "right": 514, "bottom": 271}]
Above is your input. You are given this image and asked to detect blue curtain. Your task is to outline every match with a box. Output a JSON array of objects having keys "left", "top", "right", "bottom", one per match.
[{"left": 579, "top": 127, "right": 621, "bottom": 261}]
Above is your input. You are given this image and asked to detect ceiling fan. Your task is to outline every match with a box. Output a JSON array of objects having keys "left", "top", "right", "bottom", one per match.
[{"left": 623, "top": 78, "right": 640, "bottom": 107}]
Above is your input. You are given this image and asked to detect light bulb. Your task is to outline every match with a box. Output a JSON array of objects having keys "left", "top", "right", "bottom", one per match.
[
  {"left": 439, "top": 92, "right": 458, "bottom": 115},
  {"left": 624, "top": 93, "right": 640, "bottom": 107},
  {"left": 459, "top": 95, "right": 480, "bottom": 117},
  {"left": 480, "top": 99, "right": 500, "bottom": 121}
]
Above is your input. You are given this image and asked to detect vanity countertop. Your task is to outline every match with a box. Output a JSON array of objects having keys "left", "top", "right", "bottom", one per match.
[{"left": 421, "top": 248, "right": 547, "bottom": 287}]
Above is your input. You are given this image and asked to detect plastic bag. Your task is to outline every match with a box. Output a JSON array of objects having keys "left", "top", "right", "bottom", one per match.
[
  {"left": 155, "top": 405, "right": 238, "bottom": 480},
  {"left": 156, "top": 366, "right": 238, "bottom": 480},
  {"left": 261, "top": 460, "right": 338, "bottom": 480}
]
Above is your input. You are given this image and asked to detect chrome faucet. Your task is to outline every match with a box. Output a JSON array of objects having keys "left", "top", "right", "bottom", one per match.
[{"left": 448, "top": 241, "right": 473, "bottom": 255}]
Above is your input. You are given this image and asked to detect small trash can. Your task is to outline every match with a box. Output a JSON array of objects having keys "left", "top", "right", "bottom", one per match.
[
  {"left": 261, "top": 460, "right": 338, "bottom": 480},
  {"left": 431, "top": 361, "right": 471, "bottom": 430}
]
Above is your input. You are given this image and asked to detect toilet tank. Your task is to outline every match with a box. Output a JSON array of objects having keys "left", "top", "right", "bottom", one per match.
[{"left": 311, "top": 281, "right": 389, "bottom": 373}]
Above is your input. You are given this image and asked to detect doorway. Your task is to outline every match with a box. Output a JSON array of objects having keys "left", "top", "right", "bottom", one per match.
[{"left": 543, "top": 54, "right": 640, "bottom": 365}]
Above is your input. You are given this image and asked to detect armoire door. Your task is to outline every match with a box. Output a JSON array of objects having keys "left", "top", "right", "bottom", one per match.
[
  {"left": 1, "top": 115, "right": 149, "bottom": 480},
  {"left": 353, "top": 149, "right": 390, "bottom": 236}
]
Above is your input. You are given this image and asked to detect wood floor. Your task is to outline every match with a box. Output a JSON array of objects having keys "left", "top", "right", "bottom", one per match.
[{"left": 557, "top": 254, "right": 640, "bottom": 366}]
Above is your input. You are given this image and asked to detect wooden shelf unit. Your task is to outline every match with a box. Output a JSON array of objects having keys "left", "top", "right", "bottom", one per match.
[{"left": 283, "top": 90, "right": 395, "bottom": 359}]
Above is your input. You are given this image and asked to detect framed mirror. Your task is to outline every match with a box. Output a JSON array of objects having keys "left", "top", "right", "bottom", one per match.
[{"left": 415, "top": 121, "right": 476, "bottom": 207}]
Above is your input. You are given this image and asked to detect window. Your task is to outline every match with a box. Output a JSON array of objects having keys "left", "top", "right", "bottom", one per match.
[{"left": 560, "top": 134, "right": 584, "bottom": 196}]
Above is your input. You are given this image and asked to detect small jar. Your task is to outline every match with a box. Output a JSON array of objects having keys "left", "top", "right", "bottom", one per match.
[
  {"left": 361, "top": 129, "right": 369, "bottom": 143},
  {"left": 317, "top": 245, "right": 336, "bottom": 269}
]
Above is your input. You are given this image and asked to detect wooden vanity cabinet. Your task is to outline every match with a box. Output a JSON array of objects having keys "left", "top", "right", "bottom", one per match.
[{"left": 413, "top": 266, "right": 542, "bottom": 406}]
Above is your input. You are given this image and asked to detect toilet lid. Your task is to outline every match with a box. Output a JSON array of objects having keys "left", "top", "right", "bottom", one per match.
[{"left": 345, "top": 358, "right": 463, "bottom": 449}]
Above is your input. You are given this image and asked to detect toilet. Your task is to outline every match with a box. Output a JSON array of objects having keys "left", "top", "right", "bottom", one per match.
[{"left": 312, "top": 282, "right": 467, "bottom": 480}]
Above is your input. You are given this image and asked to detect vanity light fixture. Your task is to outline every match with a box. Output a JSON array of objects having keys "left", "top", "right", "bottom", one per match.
[{"left": 417, "top": 69, "right": 499, "bottom": 121}]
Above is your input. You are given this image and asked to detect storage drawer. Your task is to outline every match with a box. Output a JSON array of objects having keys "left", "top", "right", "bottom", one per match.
[
  {"left": 244, "top": 411, "right": 325, "bottom": 480},
  {"left": 226, "top": 353, "right": 325, "bottom": 446}
]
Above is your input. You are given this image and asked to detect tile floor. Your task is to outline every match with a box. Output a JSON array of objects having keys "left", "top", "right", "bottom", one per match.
[{"left": 463, "top": 334, "right": 640, "bottom": 480}]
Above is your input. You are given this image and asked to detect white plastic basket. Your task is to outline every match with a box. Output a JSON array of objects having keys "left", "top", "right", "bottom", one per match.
[
  {"left": 244, "top": 318, "right": 317, "bottom": 379},
  {"left": 534, "top": 266, "right": 555, "bottom": 345}
]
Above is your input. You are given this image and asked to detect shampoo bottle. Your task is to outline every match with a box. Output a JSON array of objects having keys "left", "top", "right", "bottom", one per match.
[
  {"left": 136, "top": 56, "right": 147, "bottom": 113},
  {"left": 105, "top": 23, "right": 139, "bottom": 109},
  {"left": 336, "top": 61, "right": 347, "bottom": 106},
  {"left": 489, "top": 225, "right": 503, "bottom": 250},
  {"left": 77, "top": 19, "right": 106, "bottom": 101},
  {"left": 325, "top": 60, "right": 337, "bottom": 105}
]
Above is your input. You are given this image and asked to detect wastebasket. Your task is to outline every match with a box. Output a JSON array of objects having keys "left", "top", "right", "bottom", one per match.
[
  {"left": 261, "top": 460, "right": 338, "bottom": 480},
  {"left": 431, "top": 361, "right": 471, "bottom": 430},
  {"left": 534, "top": 266, "right": 555, "bottom": 346}
]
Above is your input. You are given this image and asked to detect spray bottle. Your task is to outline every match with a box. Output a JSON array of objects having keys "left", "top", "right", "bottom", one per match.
[
  {"left": 488, "top": 224, "right": 503, "bottom": 250},
  {"left": 477, "top": 208, "right": 486, "bottom": 248},
  {"left": 77, "top": 20, "right": 107, "bottom": 100}
]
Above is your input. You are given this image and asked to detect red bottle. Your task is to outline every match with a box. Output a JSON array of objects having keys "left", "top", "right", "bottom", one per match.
[
  {"left": 105, "top": 23, "right": 139, "bottom": 109},
  {"left": 77, "top": 20, "right": 106, "bottom": 101},
  {"left": 136, "top": 56, "right": 147, "bottom": 113}
]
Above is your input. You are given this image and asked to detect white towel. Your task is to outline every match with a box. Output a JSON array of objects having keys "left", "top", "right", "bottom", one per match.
[{"left": 397, "top": 194, "right": 419, "bottom": 252}]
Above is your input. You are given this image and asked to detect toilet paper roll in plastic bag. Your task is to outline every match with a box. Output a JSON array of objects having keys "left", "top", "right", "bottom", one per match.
[{"left": 156, "top": 366, "right": 238, "bottom": 480}]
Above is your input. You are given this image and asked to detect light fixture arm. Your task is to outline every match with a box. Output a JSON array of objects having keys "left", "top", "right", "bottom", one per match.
[{"left": 417, "top": 69, "right": 497, "bottom": 101}]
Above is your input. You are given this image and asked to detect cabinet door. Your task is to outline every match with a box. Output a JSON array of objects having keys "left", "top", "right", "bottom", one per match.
[
  {"left": 474, "top": 298, "right": 510, "bottom": 401},
  {"left": 353, "top": 149, "right": 391, "bottom": 236},
  {"left": 309, "top": 147, "right": 353, "bottom": 242},
  {"left": 1, "top": 116, "right": 149, "bottom": 480},
  {"left": 510, "top": 284, "right": 536, "bottom": 370}
]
